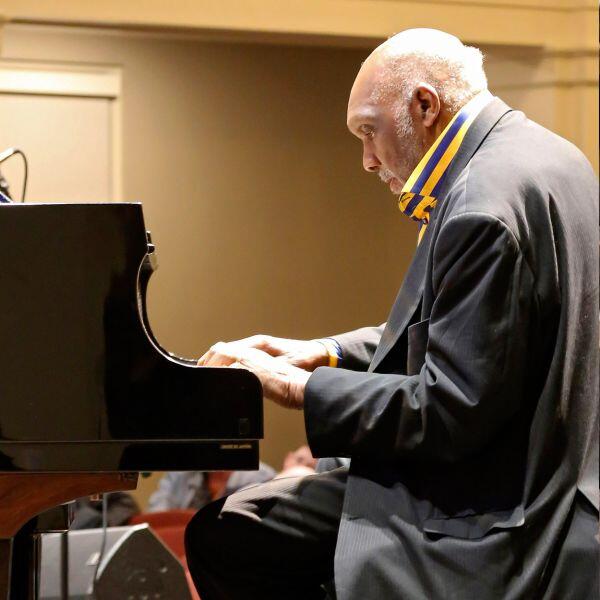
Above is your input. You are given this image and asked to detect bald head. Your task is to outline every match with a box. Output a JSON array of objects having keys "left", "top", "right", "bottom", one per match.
[
  {"left": 366, "top": 28, "right": 487, "bottom": 112},
  {"left": 347, "top": 29, "right": 487, "bottom": 194}
]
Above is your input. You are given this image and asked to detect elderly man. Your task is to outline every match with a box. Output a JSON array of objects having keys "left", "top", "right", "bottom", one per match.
[{"left": 185, "top": 29, "right": 598, "bottom": 599}]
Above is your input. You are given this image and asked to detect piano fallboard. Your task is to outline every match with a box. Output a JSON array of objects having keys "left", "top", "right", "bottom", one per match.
[{"left": 0, "top": 441, "right": 259, "bottom": 472}]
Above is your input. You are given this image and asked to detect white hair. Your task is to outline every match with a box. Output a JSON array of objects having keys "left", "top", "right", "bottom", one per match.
[{"left": 371, "top": 29, "right": 488, "bottom": 115}]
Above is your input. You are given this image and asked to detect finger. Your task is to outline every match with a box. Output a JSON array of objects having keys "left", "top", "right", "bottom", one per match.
[
  {"left": 200, "top": 343, "right": 274, "bottom": 368},
  {"left": 280, "top": 351, "right": 302, "bottom": 366},
  {"left": 197, "top": 341, "right": 226, "bottom": 366},
  {"left": 226, "top": 347, "right": 270, "bottom": 368},
  {"left": 247, "top": 335, "right": 289, "bottom": 357},
  {"left": 203, "top": 342, "right": 239, "bottom": 367},
  {"left": 204, "top": 354, "right": 237, "bottom": 367},
  {"left": 237, "top": 334, "right": 264, "bottom": 346},
  {"left": 197, "top": 349, "right": 214, "bottom": 366},
  {"left": 238, "top": 334, "right": 283, "bottom": 356},
  {"left": 254, "top": 335, "right": 283, "bottom": 355}
]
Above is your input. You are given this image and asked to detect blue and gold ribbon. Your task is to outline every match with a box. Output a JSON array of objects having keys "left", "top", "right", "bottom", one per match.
[{"left": 398, "top": 91, "right": 492, "bottom": 244}]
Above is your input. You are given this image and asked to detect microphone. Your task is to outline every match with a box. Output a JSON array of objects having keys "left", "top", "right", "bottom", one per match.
[
  {"left": 0, "top": 148, "right": 18, "bottom": 163},
  {"left": 0, "top": 147, "right": 28, "bottom": 203}
]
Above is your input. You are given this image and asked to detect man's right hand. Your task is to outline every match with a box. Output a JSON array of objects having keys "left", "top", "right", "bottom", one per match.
[{"left": 197, "top": 335, "right": 330, "bottom": 372}]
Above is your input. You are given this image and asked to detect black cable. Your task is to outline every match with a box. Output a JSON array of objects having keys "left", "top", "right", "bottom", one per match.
[
  {"left": 60, "top": 530, "right": 69, "bottom": 600},
  {"left": 12, "top": 149, "right": 28, "bottom": 203}
]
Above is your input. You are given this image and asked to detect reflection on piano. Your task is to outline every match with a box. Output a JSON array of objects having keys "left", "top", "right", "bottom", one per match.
[{"left": 0, "top": 203, "right": 263, "bottom": 599}]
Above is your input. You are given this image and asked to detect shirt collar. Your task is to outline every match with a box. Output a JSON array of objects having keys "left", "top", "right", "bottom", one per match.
[{"left": 398, "top": 90, "right": 493, "bottom": 243}]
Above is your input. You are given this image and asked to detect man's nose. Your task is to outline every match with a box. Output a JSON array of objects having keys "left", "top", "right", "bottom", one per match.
[{"left": 362, "top": 146, "right": 381, "bottom": 173}]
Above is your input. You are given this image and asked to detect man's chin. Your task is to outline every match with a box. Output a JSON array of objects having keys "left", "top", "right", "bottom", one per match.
[{"left": 388, "top": 178, "right": 404, "bottom": 195}]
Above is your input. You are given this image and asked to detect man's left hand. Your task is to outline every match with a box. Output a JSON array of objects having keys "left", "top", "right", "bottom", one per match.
[{"left": 199, "top": 343, "right": 310, "bottom": 409}]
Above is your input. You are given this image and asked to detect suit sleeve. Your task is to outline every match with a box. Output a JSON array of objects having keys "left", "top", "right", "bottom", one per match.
[
  {"left": 304, "top": 213, "right": 533, "bottom": 462},
  {"left": 330, "top": 324, "right": 385, "bottom": 371}
]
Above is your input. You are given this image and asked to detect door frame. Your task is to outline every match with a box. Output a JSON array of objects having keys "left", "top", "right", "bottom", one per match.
[{"left": 0, "top": 58, "right": 123, "bottom": 200}]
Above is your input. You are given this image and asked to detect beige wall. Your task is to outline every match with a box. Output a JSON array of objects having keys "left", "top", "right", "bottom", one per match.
[
  {"left": 0, "top": 5, "right": 596, "bottom": 508},
  {"left": 484, "top": 47, "right": 598, "bottom": 173}
]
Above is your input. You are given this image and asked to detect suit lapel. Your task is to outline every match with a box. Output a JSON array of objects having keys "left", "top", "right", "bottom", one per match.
[
  {"left": 368, "top": 227, "right": 431, "bottom": 372},
  {"left": 368, "top": 98, "right": 513, "bottom": 373}
]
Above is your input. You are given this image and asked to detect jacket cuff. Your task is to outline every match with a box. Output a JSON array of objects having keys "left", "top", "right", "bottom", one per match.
[{"left": 304, "top": 366, "right": 347, "bottom": 458}]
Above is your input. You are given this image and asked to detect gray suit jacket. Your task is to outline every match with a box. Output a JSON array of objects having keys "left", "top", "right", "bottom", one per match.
[{"left": 305, "top": 98, "right": 599, "bottom": 599}]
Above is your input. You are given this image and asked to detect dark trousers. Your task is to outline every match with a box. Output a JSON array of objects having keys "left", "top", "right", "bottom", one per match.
[{"left": 185, "top": 467, "right": 348, "bottom": 600}]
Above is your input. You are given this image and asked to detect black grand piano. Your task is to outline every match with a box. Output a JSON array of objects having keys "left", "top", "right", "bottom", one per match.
[{"left": 0, "top": 202, "right": 263, "bottom": 598}]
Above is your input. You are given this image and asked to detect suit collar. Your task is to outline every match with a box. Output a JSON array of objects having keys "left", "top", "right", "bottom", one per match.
[
  {"left": 368, "top": 97, "right": 513, "bottom": 373},
  {"left": 397, "top": 90, "right": 493, "bottom": 245},
  {"left": 436, "top": 96, "right": 512, "bottom": 201}
]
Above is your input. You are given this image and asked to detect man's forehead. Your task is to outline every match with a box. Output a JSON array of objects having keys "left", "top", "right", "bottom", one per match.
[
  {"left": 347, "top": 60, "right": 386, "bottom": 123},
  {"left": 353, "top": 56, "right": 382, "bottom": 91},
  {"left": 346, "top": 101, "right": 379, "bottom": 127},
  {"left": 351, "top": 51, "right": 393, "bottom": 96}
]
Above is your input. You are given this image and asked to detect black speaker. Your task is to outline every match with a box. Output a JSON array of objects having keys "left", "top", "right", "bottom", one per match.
[{"left": 39, "top": 524, "right": 192, "bottom": 599}]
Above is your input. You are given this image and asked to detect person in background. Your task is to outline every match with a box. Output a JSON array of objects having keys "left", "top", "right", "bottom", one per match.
[
  {"left": 277, "top": 445, "right": 318, "bottom": 478},
  {"left": 71, "top": 493, "right": 140, "bottom": 529},
  {"left": 148, "top": 462, "right": 276, "bottom": 512}
]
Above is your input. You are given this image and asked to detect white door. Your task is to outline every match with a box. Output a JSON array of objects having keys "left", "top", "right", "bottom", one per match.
[{"left": 0, "top": 60, "right": 121, "bottom": 203}]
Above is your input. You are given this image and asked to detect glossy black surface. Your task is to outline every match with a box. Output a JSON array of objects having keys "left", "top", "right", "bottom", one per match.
[
  {"left": 0, "top": 203, "right": 263, "bottom": 471},
  {"left": 0, "top": 441, "right": 260, "bottom": 472}
]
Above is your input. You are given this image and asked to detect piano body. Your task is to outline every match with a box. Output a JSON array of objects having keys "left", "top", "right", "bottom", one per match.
[{"left": 0, "top": 202, "right": 263, "bottom": 599}]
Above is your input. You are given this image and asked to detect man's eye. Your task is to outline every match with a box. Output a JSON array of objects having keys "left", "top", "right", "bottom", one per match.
[{"left": 362, "top": 127, "right": 375, "bottom": 139}]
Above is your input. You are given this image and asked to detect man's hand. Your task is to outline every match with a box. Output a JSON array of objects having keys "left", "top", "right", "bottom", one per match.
[
  {"left": 197, "top": 335, "right": 329, "bottom": 371},
  {"left": 198, "top": 343, "right": 310, "bottom": 409}
]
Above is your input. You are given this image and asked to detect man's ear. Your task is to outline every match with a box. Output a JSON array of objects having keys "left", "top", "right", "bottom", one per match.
[{"left": 410, "top": 84, "right": 440, "bottom": 129}]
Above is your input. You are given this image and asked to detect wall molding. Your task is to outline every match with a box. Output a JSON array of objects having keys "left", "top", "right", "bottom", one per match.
[
  {"left": 486, "top": 49, "right": 598, "bottom": 91},
  {"left": 0, "top": 58, "right": 120, "bottom": 97},
  {"left": 0, "top": 0, "right": 597, "bottom": 50}
]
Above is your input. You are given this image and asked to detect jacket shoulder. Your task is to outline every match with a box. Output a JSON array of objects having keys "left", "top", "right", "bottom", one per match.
[{"left": 442, "top": 110, "right": 597, "bottom": 249}]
